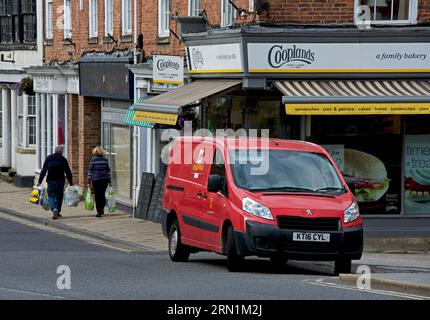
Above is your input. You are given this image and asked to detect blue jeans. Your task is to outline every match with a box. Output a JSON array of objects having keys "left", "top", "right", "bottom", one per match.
[{"left": 47, "top": 181, "right": 65, "bottom": 213}]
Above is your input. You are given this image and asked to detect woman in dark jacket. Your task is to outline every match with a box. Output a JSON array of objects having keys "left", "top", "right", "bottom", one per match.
[{"left": 87, "top": 146, "right": 111, "bottom": 217}]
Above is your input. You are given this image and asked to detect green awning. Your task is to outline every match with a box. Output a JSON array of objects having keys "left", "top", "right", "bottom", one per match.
[{"left": 124, "top": 97, "right": 156, "bottom": 128}]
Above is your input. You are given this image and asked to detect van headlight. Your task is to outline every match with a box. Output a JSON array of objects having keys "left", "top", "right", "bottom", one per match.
[
  {"left": 344, "top": 201, "right": 360, "bottom": 223},
  {"left": 242, "top": 197, "right": 273, "bottom": 220}
]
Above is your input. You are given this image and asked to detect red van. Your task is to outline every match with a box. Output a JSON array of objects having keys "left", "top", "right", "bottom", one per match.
[{"left": 161, "top": 137, "right": 363, "bottom": 274}]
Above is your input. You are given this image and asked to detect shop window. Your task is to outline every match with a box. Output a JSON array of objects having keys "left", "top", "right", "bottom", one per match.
[
  {"left": 0, "top": 0, "right": 36, "bottom": 43},
  {"left": 104, "top": 0, "right": 113, "bottom": 36},
  {"left": 404, "top": 116, "right": 430, "bottom": 215},
  {"left": 158, "top": 0, "right": 169, "bottom": 37},
  {"left": 309, "top": 115, "right": 402, "bottom": 215},
  {"left": 0, "top": 93, "right": 2, "bottom": 148},
  {"left": 121, "top": 0, "right": 132, "bottom": 35},
  {"left": 46, "top": 0, "right": 53, "bottom": 39},
  {"left": 189, "top": 0, "right": 200, "bottom": 16},
  {"left": 63, "top": 0, "right": 72, "bottom": 39},
  {"left": 17, "top": 95, "right": 36, "bottom": 147},
  {"left": 89, "top": 0, "right": 98, "bottom": 38},
  {"left": 221, "top": 0, "right": 236, "bottom": 27},
  {"left": 355, "top": 0, "right": 417, "bottom": 25}
]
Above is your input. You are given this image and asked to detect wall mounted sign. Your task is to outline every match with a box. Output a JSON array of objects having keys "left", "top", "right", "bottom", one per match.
[
  {"left": 187, "top": 43, "right": 243, "bottom": 73},
  {"left": 153, "top": 55, "right": 184, "bottom": 85},
  {"left": 133, "top": 110, "right": 178, "bottom": 126},
  {"left": 248, "top": 43, "right": 430, "bottom": 73}
]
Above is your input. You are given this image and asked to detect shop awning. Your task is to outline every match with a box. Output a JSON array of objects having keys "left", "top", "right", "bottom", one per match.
[
  {"left": 132, "top": 80, "right": 242, "bottom": 125},
  {"left": 124, "top": 97, "right": 156, "bottom": 128},
  {"left": 275, "top": 80, "right": 430, "bottom": 115}
]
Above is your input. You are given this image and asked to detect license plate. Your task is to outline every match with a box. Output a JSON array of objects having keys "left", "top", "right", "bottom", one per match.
[{"left": 292, "top": 232, "right": 330, "bottom": 242}]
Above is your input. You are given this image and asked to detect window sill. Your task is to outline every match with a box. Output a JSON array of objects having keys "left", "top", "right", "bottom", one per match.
[
  {"left": 62, "top": 39, "right": 76, "bottom": 46},
  {"left": 88, "top": 37, "right": 99, "bottom": 44},
  {"left": 15, "top": 146, "right": 36, "bottom": 155},
  {"left": 44, "top": 39, "right": 53, "bottom": 46},
  {"left": 103, "top": 36, "right": 113, "bottom": 44},
  {"left": 156, "top": 36, "right": 170, "bottom": 45},
  {"left": 121, "top": 34, "right": 133, "bottom": 43},
  {"left": 0, "top": 43, "right": 37, "bottom": 51}
]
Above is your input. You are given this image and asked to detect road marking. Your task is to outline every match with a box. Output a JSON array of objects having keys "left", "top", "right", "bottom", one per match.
[
  {"left": 303, "top": 278, "right": 430, "bottom": 300},
  {"left": 0, "top": 286, "right": 66, "bottom": 299}
]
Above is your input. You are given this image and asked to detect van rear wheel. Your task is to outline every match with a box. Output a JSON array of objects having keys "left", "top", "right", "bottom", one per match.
[
  {"left": 225, "top": 226, "right": 244, "bottom": 272},
  {"left": 334, "top": 258, "right": 352, "bottom": 275},
  {"left": 168, "top": 220, "right": 190, "bottom": 262}
]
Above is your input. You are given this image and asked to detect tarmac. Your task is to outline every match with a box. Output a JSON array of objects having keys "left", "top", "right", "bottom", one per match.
[{"left": 0, "top": 181, "right": 429, "bottom": 297}]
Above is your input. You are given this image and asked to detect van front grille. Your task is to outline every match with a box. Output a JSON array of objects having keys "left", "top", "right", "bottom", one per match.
[{"left": 277, "top": 216, "right": 340, "bottom": 231}]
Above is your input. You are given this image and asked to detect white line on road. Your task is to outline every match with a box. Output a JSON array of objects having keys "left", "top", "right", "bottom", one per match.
[
  {"left": 303, "top": 278, "right": 430, "bottom": 300},
  {"left": 0, "top": 286, "right": 66, "bottom": 299}
]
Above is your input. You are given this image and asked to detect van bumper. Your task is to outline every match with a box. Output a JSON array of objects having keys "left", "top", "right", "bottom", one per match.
[{"left": 234, "top": 221, "right": 363, "bottom": 261}]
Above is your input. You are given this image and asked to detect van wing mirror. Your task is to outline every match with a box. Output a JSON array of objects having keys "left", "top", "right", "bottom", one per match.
[
  {"left": 346, "top": 179, "right": 356, "bottom": 195},
  {"left": 207, "top": 174, "right": 222, "bottom": 193}
]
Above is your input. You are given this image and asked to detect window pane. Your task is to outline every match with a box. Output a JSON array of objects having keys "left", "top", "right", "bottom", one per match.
[
  {"left": 57, "top": 95, "right": 65, "bottom": 146},
  {"left": 27, "top": 116, "right": 36, "bottom": 145},
  {"left": 47, "top": 1, "right": 53, "bottom": 38},
  {"left": 393, "top": 0, "right": 409, "bottom": 20},
  {"left": 18, "top": 116, "right": 23, "bottom": 146},
  {"left": 28, "top": 95, "right": 36, "bottom": 115}
]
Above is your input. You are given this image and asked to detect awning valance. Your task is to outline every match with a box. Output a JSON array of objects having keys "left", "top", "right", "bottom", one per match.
[
  {"left": 133, "top": 79, "right": 242, "bottom": 114},
  {"left": 124, "top": 97, "right": 156, "bottom": 128},
  {"left": 276, "top": 80, "right": 430, "bottom": 115}
]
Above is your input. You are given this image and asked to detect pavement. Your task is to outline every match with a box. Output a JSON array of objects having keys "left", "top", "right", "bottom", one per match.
[
  {"left": 1, "top": 180, "right": 430, "bottom": 298},
  {"left": 1, "top": 216, "right": 429, "bottom": 300}
]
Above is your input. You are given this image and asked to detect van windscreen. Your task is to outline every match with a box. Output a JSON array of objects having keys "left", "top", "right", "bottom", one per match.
[{"left": 229, "top": 149, "right": 345, "bottom": 195}]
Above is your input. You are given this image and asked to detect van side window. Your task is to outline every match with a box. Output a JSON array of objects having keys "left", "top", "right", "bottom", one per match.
[{"left": 210, "top": 148, "right": 228, "bottom": 196}]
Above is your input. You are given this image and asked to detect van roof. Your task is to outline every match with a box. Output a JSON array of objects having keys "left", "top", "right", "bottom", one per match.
[{"left": 174, "top": 136, "right": 325, "bottom": 154}]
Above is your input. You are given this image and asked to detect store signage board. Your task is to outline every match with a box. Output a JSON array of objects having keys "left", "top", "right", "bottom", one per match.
[
  {"left": 153, "top": 55, "right": 184, "bottom": 85},
  {"left": 248, "top": 43, "right": 430, "bottom": 73},
  {"left": 187, "top": 43, "right": 243, "bottom": 73},
  {"left": 33, "top": 75, "right": 67, "bottom": 93},
  {"left": 285, "top": 103, "right": 430, "bottom": 115},
  {"left": 133, "top": 110, "right": 178, "bottom": 126}
]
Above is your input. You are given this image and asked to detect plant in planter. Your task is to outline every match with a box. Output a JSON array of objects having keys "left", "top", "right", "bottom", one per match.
[{"left": 19, "top": 77, "right": 34, "bottom": 96}]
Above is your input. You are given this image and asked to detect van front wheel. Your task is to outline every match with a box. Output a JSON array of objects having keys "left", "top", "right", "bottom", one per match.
[
  {"left": 225, "top": 226, "right": 244, "bottom": 272},
  {"left": 168, "top": 220, "right": 190, "bottom": 262}
]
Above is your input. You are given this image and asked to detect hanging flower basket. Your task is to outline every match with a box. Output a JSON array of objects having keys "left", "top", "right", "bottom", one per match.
[{"left": 19, "top": 77, "right": 34, "bottom": 96}]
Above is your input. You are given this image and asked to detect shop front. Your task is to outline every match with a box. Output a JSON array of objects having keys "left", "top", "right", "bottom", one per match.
[{"left": 136, "top": 25, "right": 430, "bottom": 216}]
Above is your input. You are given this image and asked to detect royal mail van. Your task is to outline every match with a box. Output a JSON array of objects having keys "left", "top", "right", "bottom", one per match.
[{"left": 161, "top": 137, "right": 363, "bottom": 274}]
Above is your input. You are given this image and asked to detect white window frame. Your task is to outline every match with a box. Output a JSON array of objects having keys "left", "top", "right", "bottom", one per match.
[
  {"left": 63, "top": 0, "right": 72, "bottom": 39},
  {"left": 104, "top": 0, "right": 113, "bottom": 36},
  {"left": 221, "top": 0, "right": 236, "bottom": 27},
  {"left": 158, "top": 0, "right": 170, "bottom": 37},
  {"left": 46, "top": 0, "right": 53, "bottom": 40},
  {"left": 27, "top": 95, "right": 36, "bottom": 147},
  {"left": 89, "top": 0, "right": 98, "bottom": 38},
  {"left": 354, "top": 0, "right": 418, "bottom": 26},
  {"left": 122, "top": 0, "right": 132, "bottom": 35},
  {"left": 188, "top": 0, "right": 201, "bottom": 16}
]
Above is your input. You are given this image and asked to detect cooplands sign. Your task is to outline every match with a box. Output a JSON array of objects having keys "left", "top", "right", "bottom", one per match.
[
  {"left": 153, "top": 55, "right": 184, "bottom": 85},
  {"left": 248, "top": 42, "right": 430, "bottom": 73}
]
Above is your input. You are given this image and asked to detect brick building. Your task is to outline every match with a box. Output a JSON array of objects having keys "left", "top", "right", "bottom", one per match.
[{"left": 15, "top": 0, "right": 430, "bottom": 217}]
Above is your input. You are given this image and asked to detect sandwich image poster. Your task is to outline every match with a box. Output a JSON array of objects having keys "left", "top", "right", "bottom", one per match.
[
  {"left": 404, "top": 135, "right": 430, "bottom": 214},
  {"left": 323, "top": 145, "right": 398, "bottom": 214}
]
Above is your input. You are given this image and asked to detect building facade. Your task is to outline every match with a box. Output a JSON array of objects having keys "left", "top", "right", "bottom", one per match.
[{"left": 0, "top": 0, "right": 43, "bottom": 187}]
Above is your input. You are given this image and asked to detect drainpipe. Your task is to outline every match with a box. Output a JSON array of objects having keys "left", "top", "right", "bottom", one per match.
[{"left": 132, "top": 0, "right": 139, "bottom": 217}]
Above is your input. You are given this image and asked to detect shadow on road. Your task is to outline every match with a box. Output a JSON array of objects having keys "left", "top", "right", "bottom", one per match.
[{"left": 188, "top": 257, "right": 336, "bottom": 276}]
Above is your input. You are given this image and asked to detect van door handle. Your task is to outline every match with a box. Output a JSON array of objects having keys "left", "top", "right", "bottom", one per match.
[{"left": 197, "top": 191, "right": 207, "bottom": 199}]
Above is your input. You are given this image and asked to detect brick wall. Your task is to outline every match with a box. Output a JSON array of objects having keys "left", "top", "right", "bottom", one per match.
[
  {"left": 78, "top": 96, "right": 101, "bottom": 187},
  {"left": 419, "top": 0, "right": 430, "bottom": 21},
  {"left": 44, "top": 0, "right": 135, "bottom": 64},
  {"left": 67, "top": 94, "right": 79, "bottom": 177}
]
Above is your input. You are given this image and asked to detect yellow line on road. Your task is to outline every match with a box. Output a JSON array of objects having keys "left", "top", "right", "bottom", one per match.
[{"left": 303, "top": 278, "right": 430, "bottom": 300}]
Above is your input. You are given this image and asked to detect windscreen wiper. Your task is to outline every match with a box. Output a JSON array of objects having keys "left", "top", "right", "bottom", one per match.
[
  {"left": 249, "top": 186, "right": 316, "bottom": 193},
  {"left": 314, "top": 187, "right": 346, "bottom": 193}
]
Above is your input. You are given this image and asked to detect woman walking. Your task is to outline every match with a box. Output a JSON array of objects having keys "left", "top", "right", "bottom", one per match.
[{"left": 87, "top": 146, "right": 111, "bottom": 218}]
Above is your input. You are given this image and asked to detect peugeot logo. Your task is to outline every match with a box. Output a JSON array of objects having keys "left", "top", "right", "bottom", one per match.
[{"left": 306, "top": 209, "right": 313, "bottom": 216}]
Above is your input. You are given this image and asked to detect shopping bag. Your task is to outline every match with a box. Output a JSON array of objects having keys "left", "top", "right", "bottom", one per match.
[
  {"left": 84, "top": 187, "right": 94, "bottom": 211},
  {"left": 64, "top": 185, "right": 81, "bottom": 207},
  {"left": 29, "top": 186, "right": 42, "bottom": 205},
  {"left": 105, "top": 185, "right": 117, "bottom": 213},
  {"left": 40, "top": 188, "right": 50, "bottom": 211}
]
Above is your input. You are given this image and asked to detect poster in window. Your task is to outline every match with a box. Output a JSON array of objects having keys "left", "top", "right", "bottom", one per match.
[{"left": 404, "top": 135, "right": 430, "bottom": 214}]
